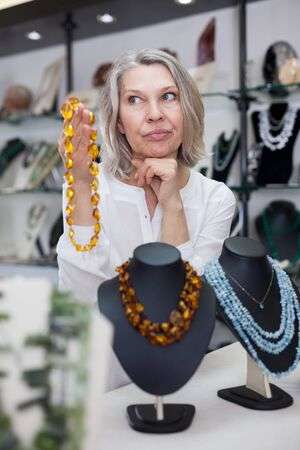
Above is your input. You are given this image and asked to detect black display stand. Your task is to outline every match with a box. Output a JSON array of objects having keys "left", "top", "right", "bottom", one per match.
[
  {"left": 127, "top": 403, "right": 195, "bottom": 433},
  {"left": 98, "top": 242, "right": 216, "bottom": 433},
  {"left": 218, "top": 384, "right": 293, "bottom": 410},
  {"left": 214, "top": 236, "right": 295, "bottom": 410}
]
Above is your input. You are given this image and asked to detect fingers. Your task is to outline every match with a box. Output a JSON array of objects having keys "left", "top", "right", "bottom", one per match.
[{"left": 145, "top": 166, "right": 155, "bottom": 185}]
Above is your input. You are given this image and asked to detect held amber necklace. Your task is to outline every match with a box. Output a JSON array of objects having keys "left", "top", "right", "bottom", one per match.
[
  {"left": 116, "top": 261, "right": 202, "bottom": 346},
  {"left": 60, "top": 97, "right": 101, "bottom": 252}
]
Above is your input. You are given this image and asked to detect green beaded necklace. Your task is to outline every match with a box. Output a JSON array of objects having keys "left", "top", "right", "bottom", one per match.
[{"left": 262, "top": 210, "right": 300, "bottom": 266}]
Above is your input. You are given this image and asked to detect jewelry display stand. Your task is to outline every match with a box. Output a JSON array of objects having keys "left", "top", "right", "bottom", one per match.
[
  {"left": 127, "top": 395, "right": 195, "bottom": 433},
  {"left": 205, "top": 236, "right": 298, "bottom": 411},
  {"left": 98, "top": 242, "right": 216, "bottom": 434},
  {"left": 218, "top": 353, "right": 293, "bottom": 410}
]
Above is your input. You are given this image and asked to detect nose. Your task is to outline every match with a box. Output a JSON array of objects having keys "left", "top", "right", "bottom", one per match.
[{"left": 146, "top": 99, "right": 164, "bottom": 122}]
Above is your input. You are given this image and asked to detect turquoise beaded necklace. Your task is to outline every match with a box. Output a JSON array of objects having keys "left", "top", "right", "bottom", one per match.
[{"left": 204, "top": 257, "right": 300, "bottom": 377}]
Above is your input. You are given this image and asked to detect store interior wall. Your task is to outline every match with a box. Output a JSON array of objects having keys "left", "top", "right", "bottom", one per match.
[{"left": 0, "top": 0, "right": 300, "bottom": 245}]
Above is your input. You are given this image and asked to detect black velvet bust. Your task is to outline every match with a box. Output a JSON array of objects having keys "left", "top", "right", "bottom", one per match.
[
  {"left": 98, "top": 242, "right": 216, "bottom": 432},
  {"left": 218, "top": 236, "right": 299, "bottom": 374},
  {"left": 255, "top": 200, "right": 300, "bottom": 264},
  {"left": 215, "top": 237, "right": 297, "bottom": 409},
  {"left": 252, "top": 102, "right": 300, "bottom": 186}
]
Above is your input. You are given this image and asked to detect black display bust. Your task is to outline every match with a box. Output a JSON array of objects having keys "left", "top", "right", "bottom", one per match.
[
  {"left": 216, "top": 237, "right": 295, "bottom": 410},
  {"left": 255, "top": 200, "right": 300, "bottom": 264},
  {"left": 98, "top": 242, "right": 216, "bottom": 433},
  {"left": 252, "top": 102, "right": 300, "bottom": 186}
]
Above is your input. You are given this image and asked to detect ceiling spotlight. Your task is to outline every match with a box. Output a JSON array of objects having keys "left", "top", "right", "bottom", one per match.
[
  {"left": 175, "top": 0, "right": 195, "bottom": 5},
  {"left": 96, "top": 13, "right": 116, "bottom": 24},
  {"left": 26, "top": 31, "right": 41, "bottom": 40}
]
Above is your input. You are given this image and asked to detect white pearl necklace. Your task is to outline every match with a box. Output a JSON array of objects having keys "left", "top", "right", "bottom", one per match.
[{"left": 258, "top": 106, "right": 297, "bottom": 151}]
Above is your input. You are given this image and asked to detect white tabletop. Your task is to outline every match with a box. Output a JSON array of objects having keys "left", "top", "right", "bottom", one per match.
[{"left": 99, "top": 342, "right": 300, "bottom": 450}]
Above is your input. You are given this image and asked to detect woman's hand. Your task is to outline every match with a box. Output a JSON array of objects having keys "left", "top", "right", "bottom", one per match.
[
  {"left": 131, "top": 158, "right": 181, "bottom": 210},
  {"left": 58, "top": 103, "right": 97, "bottom": 185}
]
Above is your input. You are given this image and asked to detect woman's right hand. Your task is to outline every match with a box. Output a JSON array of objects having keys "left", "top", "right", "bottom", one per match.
[{"left": 58, "top": 103, "right": 97, "bottom": 184}]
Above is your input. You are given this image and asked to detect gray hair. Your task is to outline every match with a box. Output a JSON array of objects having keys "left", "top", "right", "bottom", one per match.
[{"left": 99, "top": 48, "right": 205, "bottom": 178}]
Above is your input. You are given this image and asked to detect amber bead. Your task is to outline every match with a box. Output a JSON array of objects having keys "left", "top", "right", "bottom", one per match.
[
  {"left": 89, "top": 162, "right": 99, "bottom": 177},
  {"left": 155, "top": 335, "right": 167, "bottom": 345},
  {"left": 178, "top": 300, "right": 187, "bottom": 311},
  {"left": 66, "top": 216, "right": 74, "bottom": 226},
  {"left": 90, "top": 178, "right": 98, "bottom": 191},
  {"left": 135, "top": 303, "right": 144, "bottom": 313},
  {"left": 68, "top": 229, "right": 75, "bottom": 239},
  {"left": 88, "top": 143, "right": 99, "bottom": 160},
  {"left": 75, "top": 244, "right": 83, "bottom": 252},
  {"left": 90, "top": 235, "right": 99, "bottom": 247},
  {"left": 131, "top": 315, "right": 141, "bottom": 327},
  {"left": 68, "top": 97, "right": 80, "bottom": 109},
  {"left": 94, "top": 223, "right": 101, "bottom": 234},
  {"left": 93, "top": 208, "right": 100, "bottom": 220},
  {"left": 90, "top": 130, "right": 97, "bottom": 141},
  {"left": 170, "top": 310, "right": 183, "bottom": 326},
  {"left": 183, "top": 309, "right": 191, "bottom": 320},
  {"left": 66, "top": 187, "right": 75, "bottom": 200},
  {"left": 60, "top": 102, "right": 74, "bottom": 120},
  {"left": 91, "top": 193, "right": 100, "bottom": 206},
  {"left": 161, "top": 322, "right": 170, "bottom": 332},
  {"left": 170, "top": 326, "right": 179, "bottom": 336},
  {"left": 89, "top": 111, "right": 96, "bottom": 125},
  {"left": 65, "top": 172, "right": 74, "bottom": 185},
  {"left": 64, "top": 124, "right": 74, "bottom": 138},
  {"left": 66, "top": 205, "right": 74, "bottom": 216},
  {"left": 64, "top": 138, "right": 74, "bottom": 154},
  {"left": 65, "top": 158, "right": 73, "bottom": 169}
]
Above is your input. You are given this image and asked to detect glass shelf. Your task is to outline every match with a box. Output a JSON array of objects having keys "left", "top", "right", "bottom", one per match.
[
  {"left": 202, "top": 82, "right": 300, "bottom": 99},
  {"left": 0, "top": 112, "right": 61, "bottom": 125},
  {"left": 0, "top": 187, "right": 62, "bottom": 195},
  {"left": 230, "top": 184, "right": 300, "bottom": 192},
  {"left": 0, "top": 256, "right": 58, "bottom": 267}
]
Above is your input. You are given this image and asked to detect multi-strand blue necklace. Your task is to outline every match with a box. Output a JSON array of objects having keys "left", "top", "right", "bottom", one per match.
[{"left": 204, "top": 257, "right": 300, "bottom": 377}]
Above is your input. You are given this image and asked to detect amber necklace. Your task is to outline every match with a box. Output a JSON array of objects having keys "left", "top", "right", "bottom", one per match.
[
  {"left": 116, "top": 261, "right": 202, "bottom": 346},
  {"left": 60, "top": 97, "right": 101, "bottom": 252}
]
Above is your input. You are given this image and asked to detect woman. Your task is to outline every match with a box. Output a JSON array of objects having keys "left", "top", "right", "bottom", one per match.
[{"left": 57, "top": 48, "right": 236, "bottom": 305}]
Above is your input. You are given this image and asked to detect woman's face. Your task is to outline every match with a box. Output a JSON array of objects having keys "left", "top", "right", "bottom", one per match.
[{"left": 118, "top": 63, "right": 183, "bottom": 160}]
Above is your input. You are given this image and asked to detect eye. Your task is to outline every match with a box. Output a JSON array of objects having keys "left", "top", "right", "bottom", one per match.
[
  {"left": 162, "top": 92, "right": 177, "bottom": 101},
  {"left": 128, "top": 96, "right": 142, "bottom": 104}
]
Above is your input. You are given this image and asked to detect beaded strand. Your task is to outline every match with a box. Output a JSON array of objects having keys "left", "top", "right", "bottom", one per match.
[
  {"left": 204, "top": 257, "right": 300, "bottom": 377},
  {"left": 60, "top": 97, "right": 101, "bottom": 252}
]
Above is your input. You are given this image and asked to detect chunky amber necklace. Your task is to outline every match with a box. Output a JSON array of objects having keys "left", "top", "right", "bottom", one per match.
[
  {"left": 116, "top": 261, "right": 202, "bottom": 346},
  {"left": 60, "top": 97, "right": 101, "bottom": 252}
]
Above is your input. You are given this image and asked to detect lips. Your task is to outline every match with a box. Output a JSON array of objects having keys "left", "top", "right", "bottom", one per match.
[{"left": 143, "top": 129, "right": 172, "bottom": 141}]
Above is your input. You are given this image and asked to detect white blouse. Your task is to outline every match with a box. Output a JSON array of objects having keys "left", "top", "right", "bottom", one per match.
[{"left": 57, "top": 166, "right": 236, "bottom": 305}]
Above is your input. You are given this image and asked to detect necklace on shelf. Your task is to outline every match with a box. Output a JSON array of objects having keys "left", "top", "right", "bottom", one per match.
[
  {"left": 228, "top": 269, "right": 274, "bottom": 310},
  {"left": 213, "top": 130, "right": 240, "bottom": 172},
  {"left": 258, "top": 106, "right": 297, "bottom": 151},
  {"left": 60, "top": 97, "right": 101, "bottom": 252},
  {"left": 262, "top": 211, "right": 300, "bottom": 267},
  {"left": 116, "top": 261, "right": 202, "bottom": 346},
  {"left": 204, "top": 257, "right": 300, "bottom": 377}
]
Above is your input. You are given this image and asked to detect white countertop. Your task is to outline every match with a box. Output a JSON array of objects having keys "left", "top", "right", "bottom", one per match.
[{"left": 99, "top": 342, "right": 300, "bottom": 450}]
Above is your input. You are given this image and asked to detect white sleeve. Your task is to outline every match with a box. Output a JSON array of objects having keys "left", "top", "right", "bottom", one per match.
[
  {"left": 56, "top": 185, "right": 115, "bottom": 305},
  {"left": 176, "top": 186, "right": 236, "bottom": 275}
]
